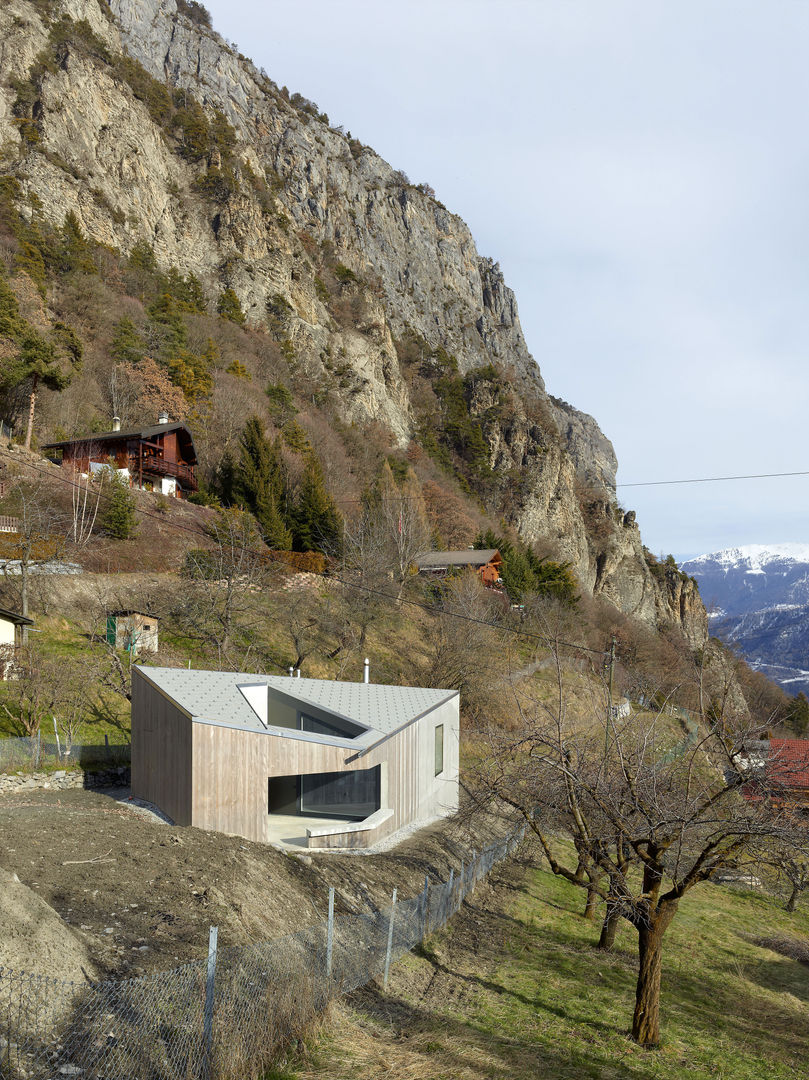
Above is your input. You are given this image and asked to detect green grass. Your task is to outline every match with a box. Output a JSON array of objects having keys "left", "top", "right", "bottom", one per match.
[{"left": 291, "top": 857, "right": 809, "bottom": 1079}]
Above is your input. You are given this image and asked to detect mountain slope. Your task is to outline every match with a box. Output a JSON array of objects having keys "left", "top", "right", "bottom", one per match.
[
  {"left": 0, "top": 0, "right": 705, "bottom": 642},
  {"left": 682, "top": 545, "right": 809, "bottom": 694}
]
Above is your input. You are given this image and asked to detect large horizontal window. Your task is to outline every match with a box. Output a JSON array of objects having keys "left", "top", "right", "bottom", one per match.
[
  {"left": 299, "top": 712, "right": 364, "bottom": 739},
  {"left": 300, "top": 766, "right": 380, "bottom": 820}
]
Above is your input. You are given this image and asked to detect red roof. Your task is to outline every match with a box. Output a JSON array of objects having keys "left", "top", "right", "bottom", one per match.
[{"left": 768, "top": 739, "right": 809, "bottom": 790}]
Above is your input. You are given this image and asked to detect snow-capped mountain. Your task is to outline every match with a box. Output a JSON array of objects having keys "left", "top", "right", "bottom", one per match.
[{"left": 681, "top": 545, "right": 809, "bottom": 696}]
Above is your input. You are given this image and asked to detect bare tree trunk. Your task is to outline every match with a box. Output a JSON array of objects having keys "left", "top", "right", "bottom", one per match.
[
  {"left": 583, "top": 875, "right": 599, "bottom": 920},
  {"left": 598, "top": 903, "right": 620, "bottom": 950},
  {"left": 785, "top": 885, "right": 800, "bottom": 912},
  {"left": 24, "top": 374, "right": 39, "bottom": 451},
  {"left": 632, "top": 904, "right": 676, "bottom": 1047}
]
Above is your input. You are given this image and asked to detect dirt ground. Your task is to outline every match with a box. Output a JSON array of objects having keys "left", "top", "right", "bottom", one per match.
[{"left": 0, "top": 785, "right": 507, "bottom": 981}]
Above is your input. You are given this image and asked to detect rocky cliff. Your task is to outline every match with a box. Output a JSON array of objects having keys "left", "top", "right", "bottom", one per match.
[{"left": 0, "top": 0, "right": 706, "bottom": 643}]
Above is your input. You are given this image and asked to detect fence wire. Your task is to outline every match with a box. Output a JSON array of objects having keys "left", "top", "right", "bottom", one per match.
[
  {"left": 0, "top": 824, "right": 525, "bottom": 1080},
  {"left": 0, "top": 737, "right": 130, "bottom": 772}
]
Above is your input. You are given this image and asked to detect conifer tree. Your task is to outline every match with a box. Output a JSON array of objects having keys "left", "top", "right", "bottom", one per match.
[
  {"left": 290, "top": 453, "right": 342, "bottom": 554},
  {"left": 101, "top": 472, "right": 137, "bottom": 540},
  {"left": 232, "top": 416, "right": 291, "bottom": 549}
]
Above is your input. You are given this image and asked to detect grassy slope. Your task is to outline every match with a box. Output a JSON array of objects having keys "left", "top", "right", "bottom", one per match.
[{"left": 289, "top": 848, "right": 809, "bottom": 1080}]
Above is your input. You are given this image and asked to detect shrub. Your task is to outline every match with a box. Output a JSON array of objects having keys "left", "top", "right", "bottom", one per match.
[{"left": 101, "top": 473, "right": 137, "bottom": 539}]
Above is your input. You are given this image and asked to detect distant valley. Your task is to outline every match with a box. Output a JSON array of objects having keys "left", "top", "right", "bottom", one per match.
[{"left": 681, "top": 544, "right": 809, "bottom": 697}]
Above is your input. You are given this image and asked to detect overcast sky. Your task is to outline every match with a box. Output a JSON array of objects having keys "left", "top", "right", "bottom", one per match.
[{"left": 203, "top": 0, "right": 809, "bottom": 559}]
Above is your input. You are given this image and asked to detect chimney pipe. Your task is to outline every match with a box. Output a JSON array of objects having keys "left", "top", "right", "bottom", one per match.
[
  {"left": 295, "top": 668, "right": 301, "bottom": 678},
  {"left": 158, "top": 411, "right": 169, "bottom": 425},
  {"left": 112, "top": 416, "right": 121, "bottom": 432},
  {"left": 288, "top": 666, "right": 294, "bottom": 677},
  {"left": 363, "top": 658, "right": 370, "bottom": 684}
]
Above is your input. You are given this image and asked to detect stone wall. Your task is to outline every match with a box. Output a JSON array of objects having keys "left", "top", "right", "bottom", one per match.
[{"left": 0, "top": 766, "right": 131, "bottom": 795}]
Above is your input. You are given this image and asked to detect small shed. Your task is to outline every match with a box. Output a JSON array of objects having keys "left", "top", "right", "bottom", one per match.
[
  {"left": 415, "top": 548, "right": 503, "bottom": 587},
  {"left": 0, "top": 606, "right": 33, "bottom": 679},
  {"left": 106, "top": 610, "right": 158, "bottom": 656}
]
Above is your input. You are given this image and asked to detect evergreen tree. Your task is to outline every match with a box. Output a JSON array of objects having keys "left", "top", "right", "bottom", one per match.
[
  {"left": 111, "top": 317, "right": 146, "bottom": 365},
  {"left": 101, "top": 472, "right": 137, "bottom": 539},
  {"left": 290, "top": 453, "right": 342, "bottom": 554},
  {"left": 217, "top": 287, "right": 246, "bottom": 325},
  {"left": 232, "top": 416, "right": 291, "bottom": 549}
]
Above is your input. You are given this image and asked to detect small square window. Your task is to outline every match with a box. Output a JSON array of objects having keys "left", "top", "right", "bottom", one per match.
[{"left": 434, "top": 724, "right": 444, "bottom": 777}]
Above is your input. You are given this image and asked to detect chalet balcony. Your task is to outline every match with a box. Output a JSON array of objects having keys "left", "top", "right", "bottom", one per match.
[{"left": 130, "top": 451, "right": 198, "bottom": 491}]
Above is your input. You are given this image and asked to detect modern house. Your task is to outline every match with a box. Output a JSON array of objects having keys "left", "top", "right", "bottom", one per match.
[
  {"left": 415, "top": 548, "right": 503, "bottom": 588},
  {"left": 0, "top": 606, "right": 33, "bottom": 679},
  {"left": 131, "top": 667, "right": 460, "bottom": 849},
  {"left": 43, "top": 414, "right": 198, "bottom": 497},
  {"left": 106, "top": 610, "right": 159, "bottom": 657}
]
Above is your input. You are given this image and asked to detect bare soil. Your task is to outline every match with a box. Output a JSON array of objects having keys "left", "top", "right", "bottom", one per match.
[{"left": 0, "top": 786, "right": 505, "bottom": 981}]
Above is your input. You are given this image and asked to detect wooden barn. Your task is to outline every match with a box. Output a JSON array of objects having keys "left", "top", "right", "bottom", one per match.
[
  {"left": 43, "top": 414, "right": 197, "bottom": 497},
  {"left": 131, "top": 667, "right": 459, "bottom": 849},
  {"left": 415, "top": 548, "right": 503, "bottom": 587}
]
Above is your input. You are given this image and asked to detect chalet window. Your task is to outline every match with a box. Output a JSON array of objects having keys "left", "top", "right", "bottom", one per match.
[{"left": 435, "top": 724, "right": 444, "bottom": 776}]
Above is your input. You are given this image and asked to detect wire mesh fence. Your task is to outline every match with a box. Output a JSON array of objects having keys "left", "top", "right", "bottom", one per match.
[
  {"left": 0, "top": 736, "right": 130, "bottom": 772},
  {"left": 0, "top": 823, "right": 525, "bottom": 1080}
]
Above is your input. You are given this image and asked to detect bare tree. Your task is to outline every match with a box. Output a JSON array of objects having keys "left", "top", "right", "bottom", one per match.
[
  {"left": 471, "top": 641, "right": 804, "bottom": 1047},
  {"left": 177, "top": 508, "right": 275, "bottom": 667},
  {"left": 0, "top": 479, "right": 67, "bottom": 639}
]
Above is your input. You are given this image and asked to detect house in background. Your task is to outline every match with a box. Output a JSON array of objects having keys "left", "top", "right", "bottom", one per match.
[
  {"left": 131, "top": 666, "right": 459, "bottom": 849},
  {"left": 416, "top": 548, "right": 503, "bottom": 588},
  {"left": 106, "top": 610, "right": 159, "bottom": 657},
  {"left": 0, "top": 607, "right": 33, "bottom": 679},
  {"left": 43, "top": 413, "right": 198, "bottom": 497}
]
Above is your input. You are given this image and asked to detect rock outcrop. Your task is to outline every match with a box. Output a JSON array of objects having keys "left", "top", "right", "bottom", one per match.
[{"left": 0, "top": 0, "right": 708, "bottom": 644}]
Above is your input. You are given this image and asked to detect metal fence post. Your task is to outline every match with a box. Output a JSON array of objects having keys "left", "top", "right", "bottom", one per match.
[
  {"left": 423, "top": 875, "right": 430, "bottom": 937},
  {"left": 326, "top": 887, "right": 334, "bottom": 979},
  {"left": 383, "top": 887, "right": 397, "bottom": 988},
  {"left": 446, "top": 869, "right": 454, "bottom": 926},
  {"left": 202, "top": 925, "right": 218, "bottom": 1080}
]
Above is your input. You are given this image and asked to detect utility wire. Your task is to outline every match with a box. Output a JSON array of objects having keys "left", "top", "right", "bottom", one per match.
[
  {"left": 617, "top": 470, "right": 809, "bottom": 488},
  {"left": 0, "top": 448, "right": 607, "bottom": 658}
]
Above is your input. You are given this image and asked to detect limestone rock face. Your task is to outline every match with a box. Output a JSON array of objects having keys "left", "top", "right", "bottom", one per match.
[{"left": 0, "top": 0, "right": 707, "bottom": 644}]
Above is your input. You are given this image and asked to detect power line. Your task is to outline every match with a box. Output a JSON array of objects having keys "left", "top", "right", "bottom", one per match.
[
  {"left": 617, "top": 470, "right": 809, "bottom": 488},
  {"left": 0, "top": 449, "right": 606, "bottom": 658}
]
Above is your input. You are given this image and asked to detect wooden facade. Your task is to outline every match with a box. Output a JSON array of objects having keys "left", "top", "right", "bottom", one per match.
[
  {"left": 416, "top": 549, "right": 503, "bottom": 588},
  {"left": 43, "top": 421, "right": 198, "bottom": 497},
  {"left": 131, "top": 670, "right": 460, "bottom": 847}
]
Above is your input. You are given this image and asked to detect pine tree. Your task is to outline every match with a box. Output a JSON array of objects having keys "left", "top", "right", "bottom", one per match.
[
  {"left": 101, "top": 472, "right": 137, "bottom": 540},
  {"left": 217, "top": 287, "right": 246, "bottom": 325},
  {"left": 290, "top": 453, "right": 342, "bottom": 554},
  {"left": 233, "top": 416, "right": 291, "bottom": 549}
]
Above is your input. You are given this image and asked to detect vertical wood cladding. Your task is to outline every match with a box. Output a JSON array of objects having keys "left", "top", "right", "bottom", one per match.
[
  {"left": 131, "top": 671, "right": 192, "bottom": 825},
  {"left": 133, "top": 669, "right": 459, "bottom": 845}
]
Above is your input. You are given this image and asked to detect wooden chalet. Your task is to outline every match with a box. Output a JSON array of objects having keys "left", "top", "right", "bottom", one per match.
[
  {"left": 415, "top": 548, "right": 503, "bottom": 587},
  {"left": 43, "top": 415, "right": 198, "bottom": 497}
]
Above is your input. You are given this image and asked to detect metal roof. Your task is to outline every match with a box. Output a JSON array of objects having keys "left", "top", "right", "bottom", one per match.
[
  {"left": 416, "top": 549, "right": 500, "bottom": 569},
  {"left": 42, "top": 423, "right": 197, "bottom": 463},
  {"left": 0, "top": 606, "right": 33, "bottom": 627},
  {"left": 134, "top": 667, "right": 457, "bottom": 744}
]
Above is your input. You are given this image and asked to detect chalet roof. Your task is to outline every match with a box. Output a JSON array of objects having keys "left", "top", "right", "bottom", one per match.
[
  {"left": 768, "top": 739, "right": 809, "bottom": 790},
  {"left": 43, "top": 423, "right": 197, "bottom": 464},
  {"left": 134, "top": 667, "right": 457, "bottom": 746},
  {"left": 0, "top": 606, "right": 33, "bottom": 627},
  {"left": 416, "top": 549, "right": 500, "bottom": 569}
]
